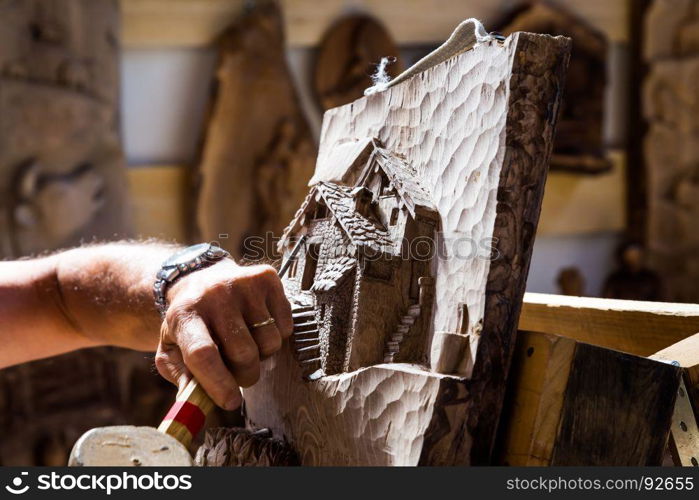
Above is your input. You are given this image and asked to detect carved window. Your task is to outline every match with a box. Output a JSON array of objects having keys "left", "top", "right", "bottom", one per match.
[
  {"left": 390, "top": 207, "right": 399, "bottom": 226},
  {"left": 363, "top": 258, "right": 393, "bottom": 281},
  {"left": 302, "top": 243, "right": 320, "bottom": 290}
]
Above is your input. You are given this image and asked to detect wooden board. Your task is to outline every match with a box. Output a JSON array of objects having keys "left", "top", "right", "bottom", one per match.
[
  {"left": 120, "top": 0, "right": 630, "bottom": 48},
  {"left": 552, "top": 343, "right": 679, "bottom": 465},
  {"left": 497, "top": 330, "right": 681, "bottom": 466},
  {"left": 238, "top": 29, "right": 570, "bottom": 465},
  {"left": 495, "top": 331, "right": 576, "bottom": 466},
  {"left": 520, "top": 292, "right": 699, "bottom": 356},
  {"left": 191, "top": 2, "right": 316, "bottom": 259}
]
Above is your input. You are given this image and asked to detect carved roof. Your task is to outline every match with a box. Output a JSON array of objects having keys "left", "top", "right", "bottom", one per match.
[
  {"left": 278, "top": 182, "right": 394, "bottom": 254},
  {"left": 312, "top": 256, "right": 357, "bottom": 293},
  {"left": 366, "top": 146, "right": 437, "bottom": 219},
  {"left": 311, "top": 137, "right": 437, "bottom": 219}
]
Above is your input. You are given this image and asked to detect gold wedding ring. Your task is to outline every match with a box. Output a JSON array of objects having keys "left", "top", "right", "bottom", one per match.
[{"left": 250, "top": 317, "right": 276, "bottom": 329}]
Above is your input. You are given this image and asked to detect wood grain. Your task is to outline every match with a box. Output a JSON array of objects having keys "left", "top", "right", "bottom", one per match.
[
  {"left": 497, "top": 330, "right": 681, "bottom": 466},
  {"left": 495, "top": 331, "right": 576, "bottom": 466},
  {"left": 551, "top": 343, "right": 679, "bottom": 466},
  {"left": 245, "top": 357, "right": 470, "bottom": 465},
  {"left": 520, "top": 292, "right": 699, "bottom": 356},
  {"left": 240, "top": 30, "right": 570, "bottom": 465}
]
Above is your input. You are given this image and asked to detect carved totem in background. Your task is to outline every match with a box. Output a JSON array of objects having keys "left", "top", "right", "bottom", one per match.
[
  {"left": 0, "top": 0, "right": 131, "bottom": 257},
  {"left": 197, "top": 21, "right": 570, "bottom": 466},
  {"left": 192, "top": 2, "right": 316, "bottom": 261},
  {"left": 643, "top": 0, "right": 699, "bottom": 303},
  {"left": 497, "top": 2, "right": 610, "bottom": 174},
  {"left": 0, "top": 0, "right": 169, "bottom": 466}
]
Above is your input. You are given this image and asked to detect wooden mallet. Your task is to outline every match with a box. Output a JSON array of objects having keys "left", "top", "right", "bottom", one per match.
[{"left": 69, "top": 378, "right": 213, "bottom": 466}]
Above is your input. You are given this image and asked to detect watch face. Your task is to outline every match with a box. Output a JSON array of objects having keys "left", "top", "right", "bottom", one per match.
[{"left": 164, "top": 243, "right": 210, "bottom": 268}]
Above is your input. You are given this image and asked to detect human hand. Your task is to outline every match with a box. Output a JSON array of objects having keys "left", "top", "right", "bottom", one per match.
[{"left": 154, "top": 260, "right": 292, "bottom": 410}]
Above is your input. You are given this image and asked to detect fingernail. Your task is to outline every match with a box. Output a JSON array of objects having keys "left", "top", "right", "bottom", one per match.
[{"left": 225, "top": 391, "right": 242, "bottom": 410}]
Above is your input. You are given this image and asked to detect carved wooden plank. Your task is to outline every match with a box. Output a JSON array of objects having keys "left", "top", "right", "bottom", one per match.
[
  {"left": 497, "top": 330, "right": 681, "bottom": 466},
  {"left": 519, "top": 293, "right": 699, "bottom": 356},
  {"left": 235, "top": 27, "right": 570, "bottom": 466},
  {"left": 191, "top": 2, "right": 316, "bottom": 259}
]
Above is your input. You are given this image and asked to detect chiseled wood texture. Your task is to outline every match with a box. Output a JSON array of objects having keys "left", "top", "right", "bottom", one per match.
[
  {"left": 497, "top": 331, "right": 681, "bottom": 466},
  {"left": 245, "top": 359, "right": 470, "bottom": 466},
  {"left": 192, "top": 2, "right": 316, "bottom": 259},
  {"left": 240, "top": 31, "right": 570, "bottom": 465},
  {"left": 551, "top": 343, "right": 680, "bottom": 466},
  {"left": 196, "top": 427, "right": 300, "bottom": 466},
  {"left": 519, "top": 292, "right": 699, "bottom": 357}
]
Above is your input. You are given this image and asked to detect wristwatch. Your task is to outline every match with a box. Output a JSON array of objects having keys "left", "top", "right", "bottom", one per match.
[{"left": 153, "top": 243, "right": 230, "bottom": 317}]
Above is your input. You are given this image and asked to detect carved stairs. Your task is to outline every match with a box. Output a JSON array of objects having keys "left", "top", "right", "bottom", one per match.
[
  {"left": 291, "top": 306, "right": 323, "bottom": 380},
  {"left": 383, "top": 304, "right": 421, "bottom": 363}
]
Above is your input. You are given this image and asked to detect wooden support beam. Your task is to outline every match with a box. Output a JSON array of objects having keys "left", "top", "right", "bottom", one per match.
[
  {"left": 496, "top": 330, "right": 681, "bottom": 466},
  {"left": 519, "top": 293, "right": 699, "bottom": 356},
  {"left": 120, "top": 0, "right": 629, "bottom": 48}
]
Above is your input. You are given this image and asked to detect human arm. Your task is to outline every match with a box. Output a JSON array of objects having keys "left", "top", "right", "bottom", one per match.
[{"left": 0, "top": 242, "right": 292, "bottom": 410}]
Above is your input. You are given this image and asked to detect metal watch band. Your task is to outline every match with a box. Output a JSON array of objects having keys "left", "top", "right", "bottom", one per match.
[{"left": 153, "top": 243, "right": 230, "bottom": 317}]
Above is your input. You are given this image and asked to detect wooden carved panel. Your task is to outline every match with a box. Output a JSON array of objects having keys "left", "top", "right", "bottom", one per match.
[{"left": 228, "top": 25, "right": 570, "bottom": 465}]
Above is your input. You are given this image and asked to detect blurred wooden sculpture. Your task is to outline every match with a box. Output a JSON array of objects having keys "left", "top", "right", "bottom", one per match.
[
  {"left": 313, "top": 15, "right": 403, "bottom": 111},
  {"left": 193, "top": 2, "right": 316, "bottom": 260},
  {"left": 198, "top": 20, "right": 571, "bottom": 466},
  {"left": 496, "top": 2, "right": 611, "bottom": 174},
  {"left": 0, "top": 0, "right": 130, "bottom": 257}
]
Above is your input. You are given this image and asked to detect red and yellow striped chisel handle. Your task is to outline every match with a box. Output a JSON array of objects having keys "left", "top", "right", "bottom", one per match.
[{"left": 157, "top": 378, "right": 215, "bottom": 448}]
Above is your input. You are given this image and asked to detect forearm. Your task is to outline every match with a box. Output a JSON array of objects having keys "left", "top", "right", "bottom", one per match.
[
  {"left": 55, "top": 242, "right": 179, "bottom": 351},
  {"left": 0, "top": 242, "right": 178, "bottom": 368}
]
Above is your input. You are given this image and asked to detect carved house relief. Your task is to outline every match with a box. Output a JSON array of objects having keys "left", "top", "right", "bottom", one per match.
[{"left": 278, "top": 140, "right": 439, "bottom": 379}]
